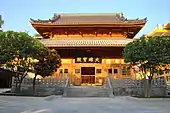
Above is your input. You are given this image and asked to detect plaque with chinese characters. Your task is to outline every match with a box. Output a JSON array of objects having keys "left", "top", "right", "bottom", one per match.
[{"left": 75, "top": 57, "right": 102, "bottom": 63}]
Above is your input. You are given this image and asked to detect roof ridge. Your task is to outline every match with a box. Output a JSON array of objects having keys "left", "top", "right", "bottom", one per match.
[
  {"left": 54, "top": 13, "right": 122, "bottom": 17},
  {"left": 44, "top": 38, "right": 133, "bottom": 40}
]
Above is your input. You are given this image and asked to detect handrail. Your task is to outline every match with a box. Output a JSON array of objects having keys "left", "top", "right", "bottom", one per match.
[
  {"left": 65, "top": 77, "right": 70, "bottom": 87},
  {"left": 106, "top": 76, "right": 114, "bottom": 97},
  {"left": 63, "top": 77, "right": 70, "bottom": 97}
]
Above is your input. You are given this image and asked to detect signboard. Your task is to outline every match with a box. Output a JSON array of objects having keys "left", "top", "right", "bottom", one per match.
[{"left": 75, "top": 57, "right": 102, "bottom": 63}]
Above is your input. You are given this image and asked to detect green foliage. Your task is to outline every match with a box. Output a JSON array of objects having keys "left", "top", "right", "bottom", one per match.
[
  {"left": 0, "top": 31, "right": 32, "bottom": 64},
  {"left": 34, "top": 49, "right": 61, "bottom": 77},
  {"left": 0, "top": 31, "right": 48, "bottom": 91},
  {"left": 0, "top": 31, "right": 48, "bottom": 65},
  {"left": 32, "top": 49, "right": 61, "bottom": 93},
  {"left": 0, "top": 19, "right": 4, "bottom": 28},
  {"left": 0, "top": 30, "right": 61, "bottom": 93},
  {"left": 123, "top": 36, "right": 170, "bottom": 75}
]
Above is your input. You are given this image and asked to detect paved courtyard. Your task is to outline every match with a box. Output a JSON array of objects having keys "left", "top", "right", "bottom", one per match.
[{"left": 0, "top": 96, "right": 170, "bottom": 113}]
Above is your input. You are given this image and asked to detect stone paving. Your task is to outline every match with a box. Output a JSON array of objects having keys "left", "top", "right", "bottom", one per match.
[{"left": 0, "top": 96, "right": 170, "bottom": 113}]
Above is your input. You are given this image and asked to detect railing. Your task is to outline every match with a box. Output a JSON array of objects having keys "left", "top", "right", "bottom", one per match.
[
  {"left": 12, "top": 77, "right": 66, "bottom": 87},
  {"left": 11, "top": 77, "right": 67, "bottom": 95},
  {"left": 63, "top": 77, "right": 70, "bottom": 97},
  {"left": 107, "top": 77, "right": 167, "bottom": 96},
  {"left": 105, "top": 76, "right": 114, "bottom": 97}
]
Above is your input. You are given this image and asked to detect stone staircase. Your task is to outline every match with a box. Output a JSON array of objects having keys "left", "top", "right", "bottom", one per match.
[{"left": 64, "top": 86, "right": 109, "bottom": 97}]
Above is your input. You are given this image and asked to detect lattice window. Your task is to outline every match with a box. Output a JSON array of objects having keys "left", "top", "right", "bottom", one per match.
[
  {"left": 114, "top": 69, "right": 118, "bottom": 74},
  {"left": 108, "top": 69, "right": 112, "bottom": 74},
  {"left": 64, "top": 69, "right": 68, "bottom": 73}
]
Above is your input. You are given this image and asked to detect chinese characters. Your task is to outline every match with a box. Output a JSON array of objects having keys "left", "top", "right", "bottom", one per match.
[{"left": 75, "top": 57, "right": 102, "bottom": 63}]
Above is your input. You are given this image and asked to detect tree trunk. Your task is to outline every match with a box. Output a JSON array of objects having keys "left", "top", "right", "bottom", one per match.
[
  {"left": 148, "top": 78, "right": 152, "bottom": 97},
  {"left": 15, "top": 76, "right": 25, "bottom": 93},
  {"left": 15, "top": 80, "right": 19, "bottom": 93},
  {"left": 144, "top": 78, "right": 148, "bottom": 97},
  {"left": 33, "top": 74, "right": 37, "bottom": 95},
  {"left": 17, "top": 81, "right": 22, "bottom": 93},
  {"left": 14, "top": 77, "right": 21, "bottom": 93}
]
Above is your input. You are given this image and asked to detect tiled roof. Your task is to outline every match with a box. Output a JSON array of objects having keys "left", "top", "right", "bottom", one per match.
[
  {"left": 151, "top": 32, "right": 165, "bottom": 36},
  {"left": 40, "top": 38, "right": 133, "bottom": 47},
  {"left": 30, "top": 13, "right": 147, "bottom": 25},
  {"left": 151, "top": 32, "right": 170, "bottom": 36},
  {"left": 165, "top": 22, "right": 170, "bottom": 29},
  {"left": 162, "top": 32, "right": 170, "bottom": 36}
]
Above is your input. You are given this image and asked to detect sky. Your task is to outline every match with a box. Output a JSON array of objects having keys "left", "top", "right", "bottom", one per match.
[{"left": 0, "top": 0, "right": 170, "bottom": 37}]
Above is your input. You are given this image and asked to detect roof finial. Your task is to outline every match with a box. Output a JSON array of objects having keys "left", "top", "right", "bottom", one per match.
[
  {"left": 144, "top": 17, "right": 147, "bottom": 21},
  {"left": 120, "top": 12, "right": 124, "bottom": 18},
  {"left": 162, "top": 24, "right": 164, "bottom": 28},
  {"left": 53, "top": 13, "right": 57, "bottom": 18}
]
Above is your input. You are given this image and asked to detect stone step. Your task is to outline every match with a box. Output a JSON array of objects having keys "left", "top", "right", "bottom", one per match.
[{"left": 65, "top": 86, "right": 109, "bottom": 97}]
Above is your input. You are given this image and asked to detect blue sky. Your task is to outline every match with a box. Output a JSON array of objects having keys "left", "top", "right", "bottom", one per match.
[{"left": 0, "top": 0, "right": 170, "bottom": 37}]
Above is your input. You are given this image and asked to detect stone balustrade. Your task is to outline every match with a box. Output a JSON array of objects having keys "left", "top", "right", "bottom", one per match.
[
  {"left": 110, "top": 78, "right": 167, "bottom": 96},
  {"left": 11, "top": 77, "right": 67, "bottom": 96}
]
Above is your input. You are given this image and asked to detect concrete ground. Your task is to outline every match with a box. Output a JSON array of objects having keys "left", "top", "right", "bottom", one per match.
[{"left": 0, "top": 96, "right": 170, "bottom": 113}]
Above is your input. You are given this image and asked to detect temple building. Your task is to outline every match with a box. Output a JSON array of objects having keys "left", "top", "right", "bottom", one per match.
[
  {"left": 148, "top": 22, "right": 170, "bottom": 83},
  {"left": 30, "top": 13, "right": 147, "bottom": 85},
  {"left": 149, "top": 22, "right": 170, "bottom": 36}
]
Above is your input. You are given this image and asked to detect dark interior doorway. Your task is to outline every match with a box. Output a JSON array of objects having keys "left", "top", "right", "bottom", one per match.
[{"left": 81, "top": 67, "right": 95, "bottom": 84}]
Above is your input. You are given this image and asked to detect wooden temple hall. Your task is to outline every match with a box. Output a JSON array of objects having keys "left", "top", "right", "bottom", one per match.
[{"left": 30, "top": 13, "right": 147, "bottom": 85}]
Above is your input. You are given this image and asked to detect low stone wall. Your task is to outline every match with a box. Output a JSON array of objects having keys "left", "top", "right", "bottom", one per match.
[
  {"left": 11, "top": 78, "right": 66, "bottom": 96},
  {"left": 166, "top": 85, "right": 170, "bottom": 96},
  {"left": 111, "top": 78, "right": 167, "bottom": 97},
  {"left": 19, "top": 85, "right": 64, "bottom": 96}
]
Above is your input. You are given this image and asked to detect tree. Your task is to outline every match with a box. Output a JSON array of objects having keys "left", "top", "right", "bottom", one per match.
[
  {"left": 123, "top": 36, "right": 170, "bottom": 97},
  {"left": 0, "top": 15, "right": 4, "bottom": 30},
  {"left": 0, "top": 31, "right": 48, "bottom": 92},
  {"left": 0, "top": 20, "right": 3, "bottom": 26},
  {"left": 32, "top": 49, "right": 61, "bottom": 94}
]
